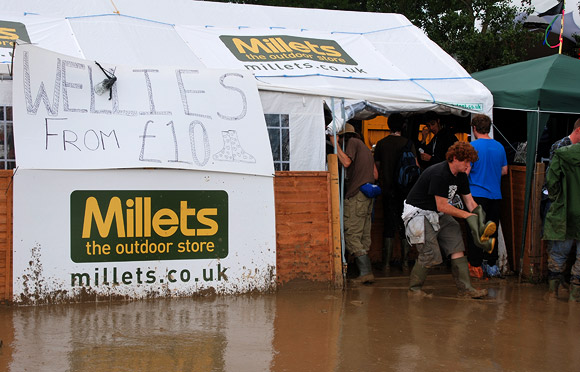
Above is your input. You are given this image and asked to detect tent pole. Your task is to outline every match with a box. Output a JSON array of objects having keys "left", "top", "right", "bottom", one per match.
[
  {"left": 330, "top": 98, "right": 347, "bottom": 272},
  {"left": 339, "top": 99, "right": 347, "bottom": 275},
  {"left": 519, "top": 108, "right": 542, "bottom": 282},
  {"left": 558, "top": 1, "right": 565, "bottom": 55}
]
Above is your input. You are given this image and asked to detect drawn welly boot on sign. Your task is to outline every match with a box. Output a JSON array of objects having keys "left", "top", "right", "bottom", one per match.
[
  {"left": 213, "top": 130, "right": 256, "bottom": 163},
  {"left": 228, "top": 130, "right": 256, "bottom": 163},
  {"left": 213, "top": 131, "right": 234, "bottom": 161}
]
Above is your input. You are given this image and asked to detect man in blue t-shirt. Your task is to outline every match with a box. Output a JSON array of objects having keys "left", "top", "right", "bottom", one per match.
[{"left": 467, "top": 114, "right": 507, "bottom": 278}]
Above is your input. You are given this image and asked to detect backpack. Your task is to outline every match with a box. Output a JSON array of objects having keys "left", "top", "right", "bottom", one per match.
[{"left": 394, "top": 139, "right": 421, "bottom": 194}]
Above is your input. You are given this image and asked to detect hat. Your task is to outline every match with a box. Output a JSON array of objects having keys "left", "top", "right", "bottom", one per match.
[{"left": 337, "top": 123, "right": 356, "bottom": 135}]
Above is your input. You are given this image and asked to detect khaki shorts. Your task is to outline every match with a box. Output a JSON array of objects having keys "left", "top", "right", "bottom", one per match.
[{"left": 415, "top": 214, "right": 464, "bottom": 268}]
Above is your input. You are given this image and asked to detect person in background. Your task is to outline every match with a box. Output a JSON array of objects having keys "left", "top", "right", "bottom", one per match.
[
  {"left": 541, "top": 119, "right": 580, "bottom": 220},
  {"left": 466, "top": 114, "right": 508, "bottom": 279},
  {"left": 420, "top": 111, "right": 458, "bottom": 168},
  {"left": 374, "top": 113, "right": 415, "bottom": 274},
  {"left": 543, "top": 118, "right": 580, "bottom": 301},
  {"left": 402, "top": 141, "right": 491, "bottom": 299},
  {"left": 331, "top": 123, "right": 378, "bottom": 284},
  {"left": 416, "top": 125, "right": 431, "bottom": 169}
]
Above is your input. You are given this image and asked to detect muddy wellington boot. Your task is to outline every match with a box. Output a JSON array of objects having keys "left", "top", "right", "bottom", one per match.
[
  {"left": 545, "top": 271, "right": 561, "bottom": 301},
  {"left": 408, "top": 263, "right": 432, "bottom": 298},
  {"left": 466, "top": 215, "right": 496, "bottom": 254},
  {"left": 451, "top": 256, "right": 488, "bottom": 299},
  {"left": 382, "top": 238, "right": 393, "bottom": 275},
  {"left": 351, "top": 254, "right": 375, "bottom": 284},
  {"left": 569, "top": 282, "right": 580, "bottom": 303}
]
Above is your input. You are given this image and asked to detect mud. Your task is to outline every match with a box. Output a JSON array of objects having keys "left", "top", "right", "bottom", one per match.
[{"left": 1, "top": 275, "right": 579, "bottom": 372}]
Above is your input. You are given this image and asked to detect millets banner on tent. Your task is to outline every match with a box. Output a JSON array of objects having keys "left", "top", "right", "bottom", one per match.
[
  {"left": 176, "top": 26, "right": 408, "bottom": 80},
  {"left": 12, "top": 44, "right": 274, "bottom": 176}
]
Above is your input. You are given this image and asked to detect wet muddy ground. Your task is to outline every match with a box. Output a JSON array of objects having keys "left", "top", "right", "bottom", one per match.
[{"left": 1, "top": 274, "right": 579, "bottom": 372}]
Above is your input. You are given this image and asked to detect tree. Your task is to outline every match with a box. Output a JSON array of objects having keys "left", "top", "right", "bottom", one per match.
[{"left": 366, "top": 0, "right": 539, "bottom": 72}]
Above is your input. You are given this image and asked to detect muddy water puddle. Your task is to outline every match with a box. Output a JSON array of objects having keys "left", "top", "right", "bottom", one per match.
[{"left": 1, "top": 275, "right": 579, "bottom": 372}]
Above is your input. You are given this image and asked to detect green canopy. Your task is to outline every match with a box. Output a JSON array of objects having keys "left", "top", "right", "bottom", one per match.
[
  {"left": 472, "top": 54, "right": 580, "bottom": 274},
  {"left": 472, "top": 54, "right": 580, "bottom": 113}
]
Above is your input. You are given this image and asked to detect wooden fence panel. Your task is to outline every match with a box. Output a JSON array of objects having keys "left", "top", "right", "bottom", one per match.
[
  {"left": 274, "top": 171, "right": 339, "bottom": 286},
  {"left": 0, "top": 170, "right": 13, "bottom": 303},
  {"left": 500, "top": 164, "right": 545, "bottom": 280}
]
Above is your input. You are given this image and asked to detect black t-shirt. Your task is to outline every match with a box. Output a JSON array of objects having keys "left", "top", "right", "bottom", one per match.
[
  {"left": 374, "top": 135, "right": 415, "bottom": 193},
  {"left": 424, "top": 128, "right": 457, "bottom": 168},
  {"left": 405, "top": 161, "right": 470, "bottom": 211}
]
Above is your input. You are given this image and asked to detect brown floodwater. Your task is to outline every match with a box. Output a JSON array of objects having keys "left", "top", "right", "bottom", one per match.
[{"left": 0, "top": 274, "right": 578, "bottom": 372}]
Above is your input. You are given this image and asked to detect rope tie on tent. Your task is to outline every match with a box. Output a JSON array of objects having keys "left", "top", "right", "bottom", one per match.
[{"left": 491, "top": 125, "right": 518, "bottom": 153}]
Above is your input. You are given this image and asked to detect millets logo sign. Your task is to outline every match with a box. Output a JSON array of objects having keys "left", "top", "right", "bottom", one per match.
[
  {"left": 1, "top": 21, "right": 30, "bottom": 62},
  {"left": 0, "top": 21, "right": 31, "bottom": 48},
  {"left": 71, "top": 190, "right": 228, "bottom": 263},
  {"left": 220, "top": 34, "right": 358, "bottom": 65}
]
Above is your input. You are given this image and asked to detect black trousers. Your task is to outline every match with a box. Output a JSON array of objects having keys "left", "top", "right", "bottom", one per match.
[{"left": 382, "top": 191, "right": 405, "bottom": 240}]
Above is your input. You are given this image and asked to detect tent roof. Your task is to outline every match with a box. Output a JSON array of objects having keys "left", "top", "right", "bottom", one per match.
[
  {"left": 472, "top": 54, "right": 580, "bottom": 114},
  {"left": 0, "top": 0, "right": 493, "bottom": 116}
]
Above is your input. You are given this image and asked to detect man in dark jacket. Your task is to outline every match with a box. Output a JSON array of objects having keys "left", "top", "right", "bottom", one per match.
[
  {"left": 420, "top": 111, "right": 458, "bottom": 169},
  {"left": 374, "top": 113, "right": 416, "bottom": 274}
]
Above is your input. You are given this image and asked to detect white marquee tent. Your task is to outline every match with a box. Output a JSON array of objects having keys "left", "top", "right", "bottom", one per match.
[{"left": 0, "top": 0, "right": 493, "bottom": 171}]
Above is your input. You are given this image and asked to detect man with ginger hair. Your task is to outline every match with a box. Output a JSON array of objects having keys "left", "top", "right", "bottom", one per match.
[{"left": 402, "top": 141, "right": 494, "bottom": 299}]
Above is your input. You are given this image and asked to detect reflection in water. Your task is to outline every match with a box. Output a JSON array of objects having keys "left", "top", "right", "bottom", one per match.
[
  {"left": 0, "top": 297, "right": 275, "bottom": 372},
  {"left": 1, "top": 276, "right": 580, "bottom": 372}
]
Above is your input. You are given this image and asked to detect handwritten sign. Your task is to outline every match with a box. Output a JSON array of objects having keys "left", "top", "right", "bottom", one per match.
[{"left": 12, "top": 44, "right": 274, "bottom": 176}]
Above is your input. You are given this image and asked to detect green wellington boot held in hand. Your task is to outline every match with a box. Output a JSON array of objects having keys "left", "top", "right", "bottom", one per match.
[
  {"left": 466, "top": 215, "right": 496, "bottom": 254},
  {"left": 472, "top": 205, "right": 496, "bottom": 242}
]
